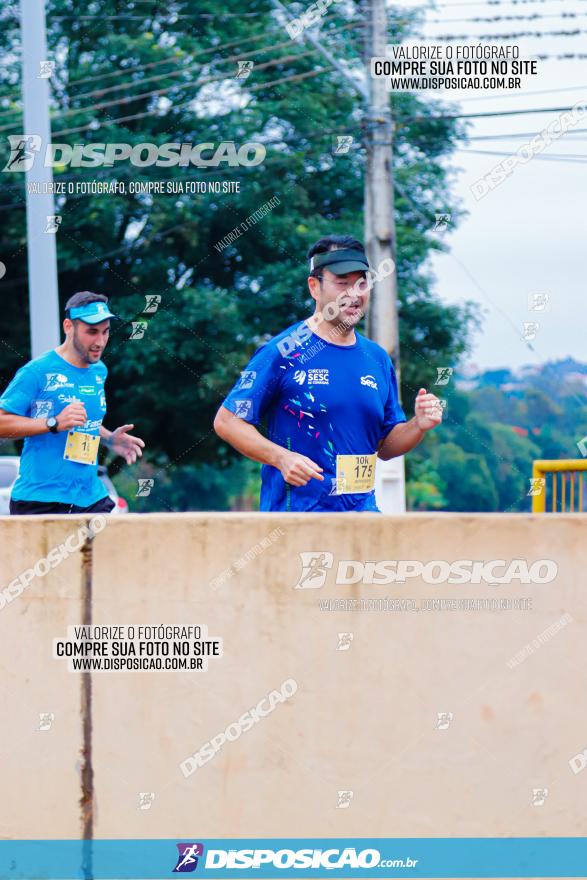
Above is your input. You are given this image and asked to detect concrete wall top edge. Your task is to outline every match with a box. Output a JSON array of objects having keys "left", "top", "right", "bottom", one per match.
[{"left": 1, "top": 512, "right": 586, "bottom": 524}]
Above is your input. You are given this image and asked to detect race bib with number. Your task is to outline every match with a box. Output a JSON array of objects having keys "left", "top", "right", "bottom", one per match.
[
  {"left": 334, "top": 453, "right": 377, "bottom": 494},
  {"left": 63, "top": 431, "right": 100, "bottom": 465}
]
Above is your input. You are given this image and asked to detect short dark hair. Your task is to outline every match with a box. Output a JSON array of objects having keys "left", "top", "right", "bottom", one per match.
[
  {"left": 307, "top": 234, "right": 366, "bottom": 279},
  {"left": 64, "top": 291, "right": 108, "bottom": 313}
]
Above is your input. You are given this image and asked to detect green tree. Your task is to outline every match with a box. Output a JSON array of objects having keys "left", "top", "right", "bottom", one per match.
[
  {"left": 483, "top": 423, "right": 540, "bottom": 512},
  {"left": 406, "top": 458, "right": 447, "bottom": 511},
  {"left": 434, "top": 443, "right": 499, "bottom": 512}
]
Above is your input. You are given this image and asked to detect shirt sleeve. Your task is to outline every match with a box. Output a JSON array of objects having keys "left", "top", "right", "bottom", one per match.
[
  {"left": 222, "top": 343, "right": 283, "bottom": 425},
  {"left": 381, "top": 357, "right": 407, "bottom": 437},
  {"left": 0, "top": 363, "right": 40, "bottom": 416}
]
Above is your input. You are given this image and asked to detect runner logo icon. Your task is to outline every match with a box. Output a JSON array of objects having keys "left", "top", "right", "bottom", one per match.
[
  {"left": 44, "top": 373, "right": 73, "bottom": 391},
  {"left": 173, "top": 843, "right": 205, "bottom": 873},
  {"left": 294, "top": 552, "right": 334, "bottom": 589}
]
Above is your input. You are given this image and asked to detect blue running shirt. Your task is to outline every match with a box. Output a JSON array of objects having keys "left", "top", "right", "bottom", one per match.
[
  {"left": 222, "top": 321, "right": 406, "bottom": 512},
  {"left": 0, "top": 349, "right": 109, "bottom": 506}
]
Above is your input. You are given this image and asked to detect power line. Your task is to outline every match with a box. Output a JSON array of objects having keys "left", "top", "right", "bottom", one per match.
[
  {"left": 248, "top": 66, "right": 332, "bottom": 92},
  {"left": 428, "top": 0, "right": 587, "bottom": 6},
  {"left": 467, "top": 127, "right": 587, "bottom": 139},
  {"left": 453, "top": 83, "right": 587, "bottom": 102},
  {"left": 128, "top": 1, "right": 267, "bottom": 5},
  {"left": 533, "top": 52, "right": 587, "bottom": 58},
  {"left": 425, "top": 27, "right": 587, "bottom": 39},
  {"left": 429, "top": 11, "right": 587, "bottom": 23},
  {"left": 0, "top": 40, "right": 269, "bottom": 118},
  {"left": 7, "top": 12, "right": 274, "bottom": 19},
  {"left": 0, "top": 47, "right": 333, "bottom": 135},
  {"left": 50, "top": 49, "right": 321, "bottom": 122},
  {"left": 62, "top": 17, "right": 359, "bottom": 88},
  {"left": 66, "top": 23, "right": 359, "bottom": 103},
  {"left": 28, "top": 100, "right": 587, "bottom": 142},
  {"left": 542, "top": 52, "right": 587, "bottom": 57},
  {"left": 406, "top": 103, "right": 586, "bottom": 121},
  {"left": 47, "top": 66, "right": 335, "bottom": 138},
  {"left": 1, "top": 60, "right": 582, "bottom": 142},
  {"left": 0, "top": 21, "right": 364, "bottom": 121},
  {"left": 67, "top": 31, "right": 278, "bottom": 88},
  {"left": 458, "top": 146, "right": 587, "bottom": 162}
]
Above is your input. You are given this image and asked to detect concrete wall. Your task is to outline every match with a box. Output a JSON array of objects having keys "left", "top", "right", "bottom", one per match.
[
  {"left": 0, "top": 517, "right": 88, "bottom": 839},
  {"left": 1, "top": 513, "right": 585, "bottom": 851}
]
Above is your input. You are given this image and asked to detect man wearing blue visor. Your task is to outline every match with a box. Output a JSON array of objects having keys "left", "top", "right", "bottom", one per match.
[
  {"left": 0, "top": 291, "right": 144, "bottom": 515},
  {"left": 214, "top": 234, "right": 443, "bottom": 512}
]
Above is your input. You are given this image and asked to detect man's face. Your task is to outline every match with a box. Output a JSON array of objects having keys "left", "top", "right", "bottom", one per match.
[
  {"left": 309, "top": 268, "right": 370, "bottom": 328},
  {"left": 70, "top": 319, "right": 110, "bottom": 363}
]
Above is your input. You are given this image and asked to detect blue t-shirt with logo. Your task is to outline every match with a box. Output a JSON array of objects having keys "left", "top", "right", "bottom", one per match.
[
  {"left": 222, "top": 321, "right": 406, "bottom": 512},
  {"left": 0, "top": 349, "right": 108, "bottom": 506}
]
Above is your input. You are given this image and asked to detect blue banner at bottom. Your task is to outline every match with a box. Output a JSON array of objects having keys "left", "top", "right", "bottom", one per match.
[{"left": 0, "top": 838, "right": 586, "bottom": 879}]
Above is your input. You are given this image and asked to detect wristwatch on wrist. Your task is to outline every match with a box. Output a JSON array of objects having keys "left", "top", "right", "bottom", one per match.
[{"left": 46, "top": 416, "right": 58, "bottom": 434}]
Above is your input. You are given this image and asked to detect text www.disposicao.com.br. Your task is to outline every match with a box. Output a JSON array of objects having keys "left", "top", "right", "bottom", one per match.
[{"left": 70, "top": 657, "right": 201, "bottom": 670}]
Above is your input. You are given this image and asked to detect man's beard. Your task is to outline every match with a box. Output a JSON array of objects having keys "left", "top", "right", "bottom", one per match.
[
  {"left": 327, "top": 301, "right": 366, "bottom": 330},
  {"left": 73, "top": 330, "right": 95, "bottom": 363}
]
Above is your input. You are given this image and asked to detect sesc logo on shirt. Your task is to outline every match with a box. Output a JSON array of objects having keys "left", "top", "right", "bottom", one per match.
[
  {"left": 360, "top": 374, "right": 378, "bottom": 390},
  {"left": 293, "top": 369, "right": 330, "bottom": 386},
  {"left": 308, "top": 368, "right": 329, "bottom": 385}
]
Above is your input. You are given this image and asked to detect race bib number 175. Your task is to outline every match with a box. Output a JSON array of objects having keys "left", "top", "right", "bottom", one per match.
[{"left": 335, "top": 453, "right": 376, "bottom": 494}]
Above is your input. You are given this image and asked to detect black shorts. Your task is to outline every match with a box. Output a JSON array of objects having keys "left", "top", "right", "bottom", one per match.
[{"left": 9, "top": 496, "right": 116, "bottom": 516}]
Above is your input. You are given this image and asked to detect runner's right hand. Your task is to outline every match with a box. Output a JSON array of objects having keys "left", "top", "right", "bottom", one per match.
[
  {"left": 56, "top": 402, "right": 87, "bottom": 431},
  {"left": 277, "top": 450, "right": 324, "bottom": 486}
]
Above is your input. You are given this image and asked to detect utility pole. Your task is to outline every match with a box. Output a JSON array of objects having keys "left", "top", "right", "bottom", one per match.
[
  {"left": 364, "top": 0, "right": 406, "bottom": 512},
  {"left": 20, "top": 0, "right": 60, "bottom": 357}
]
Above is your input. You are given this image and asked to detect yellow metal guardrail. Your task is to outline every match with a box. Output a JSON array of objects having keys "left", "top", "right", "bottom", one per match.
[{"left": 532, "top": 459, "right": 587, "bottom": 512}]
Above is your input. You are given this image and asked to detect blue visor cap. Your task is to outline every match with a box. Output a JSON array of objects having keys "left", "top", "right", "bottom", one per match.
[{"left": 68, "top": 301, "right": 117, "bottom": 324}]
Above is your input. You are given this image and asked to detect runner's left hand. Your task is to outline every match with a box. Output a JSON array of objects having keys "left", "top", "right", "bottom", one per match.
[
  {"left": 414, "top": 388, "right": 443, "bottom": 431},
  {"left": 108, "top": 424, "right": 145, "bottom": 464}
]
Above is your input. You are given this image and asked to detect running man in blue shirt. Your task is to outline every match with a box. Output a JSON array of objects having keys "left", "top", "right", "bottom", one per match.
[
  {"left": 0, "top": 291, "right": 145, "bottom": 515},
  {"left": 214, "top": 235, "right": 443, "bottom": 512}
]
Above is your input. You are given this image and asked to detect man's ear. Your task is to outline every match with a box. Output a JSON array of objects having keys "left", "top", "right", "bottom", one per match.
[
  {"left": 308, "top": 275, "right": 320, "bottom": 303},
  {"left": 63, "top": 318, "right": 73, "bottom": 335}
]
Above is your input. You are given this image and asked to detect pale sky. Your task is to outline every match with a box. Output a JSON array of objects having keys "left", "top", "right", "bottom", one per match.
[{"left": 397, "top": 0, "right": 587, "bottom": 371}]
